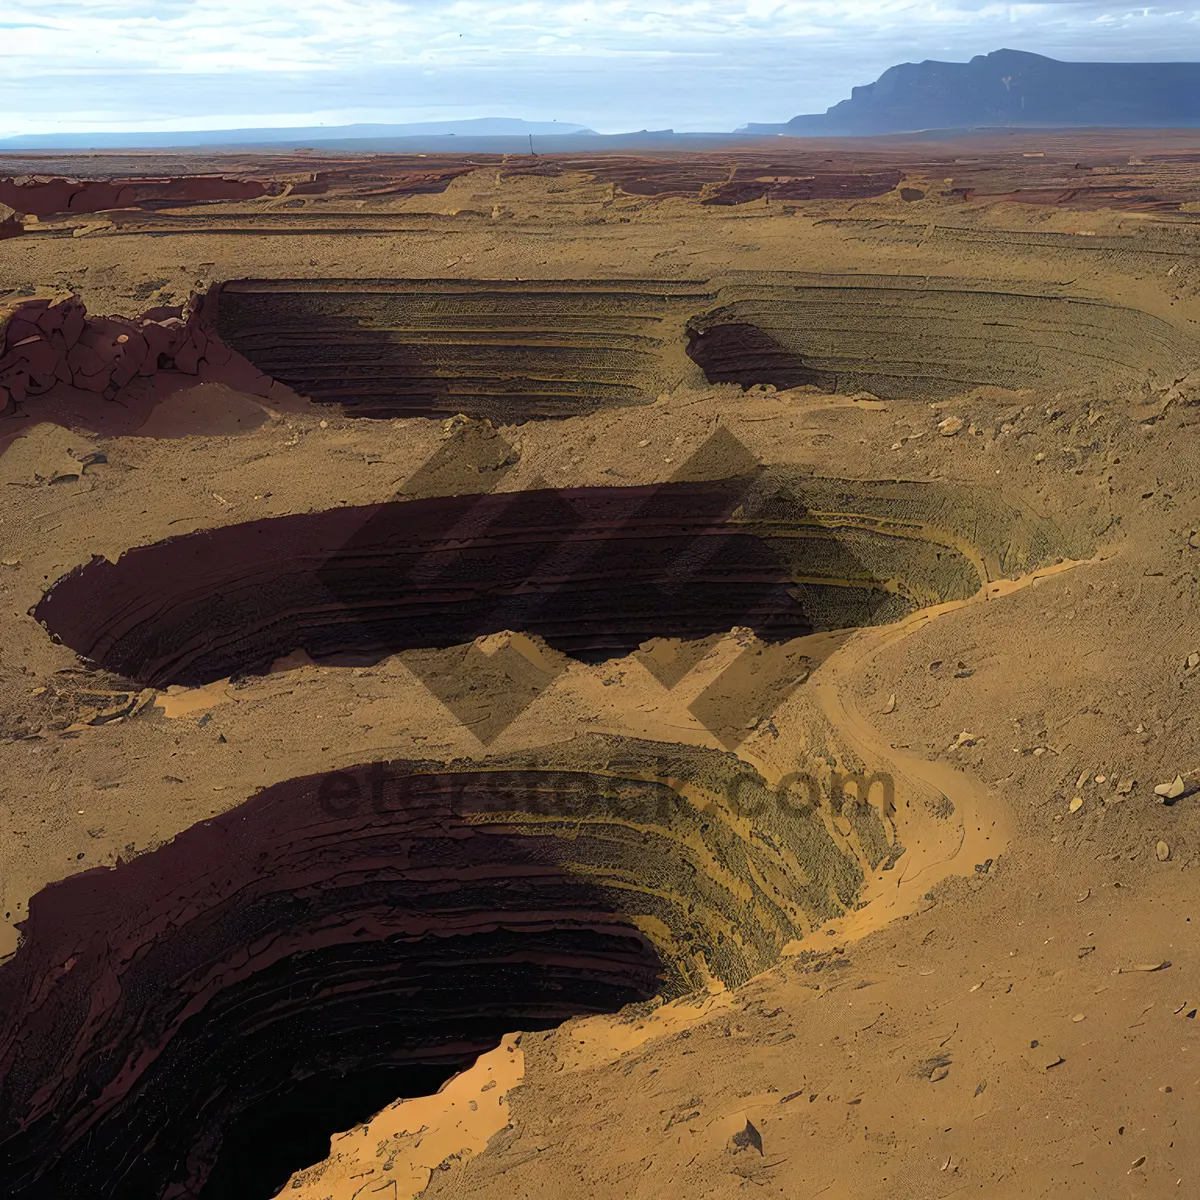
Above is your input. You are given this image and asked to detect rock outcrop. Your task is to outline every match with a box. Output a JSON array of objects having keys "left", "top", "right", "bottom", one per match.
[
  {"left": 0, "top": 201, "right": 22, "bottom": 240},
  {"left": 0, "top": 174, "right": 284, "bottom": 219},
  {"left": 0, "top": 291, "right": 278, "bottom": 419}
]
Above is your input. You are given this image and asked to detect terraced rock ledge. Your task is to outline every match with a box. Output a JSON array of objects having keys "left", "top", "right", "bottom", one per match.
[
  {"left": 215, "top": 273, "right": 1195, "bottom": 421},
  {"left": 34, "top": 469, "right": 1083, "bottom": 688}
]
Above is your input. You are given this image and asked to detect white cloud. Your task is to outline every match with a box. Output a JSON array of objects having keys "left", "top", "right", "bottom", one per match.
[{"left": 2, "top": 1, "right": 1200, "bottom": 134}]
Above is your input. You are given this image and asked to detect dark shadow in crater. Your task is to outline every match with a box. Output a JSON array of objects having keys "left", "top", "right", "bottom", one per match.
[
  {"left": 0, "top": 765, "right": 674, "bottom": 1200},
  {"left": 35, "top": 476, "right": 914, "bottom": 689},
  {"left": 685, "top": 320, "right": 837, "bottom": 391},
  {"left": 204, "top": 1061, "right": 457, "bottom": 1199},
  {"left": 221, "top": 326, "right": 654, "bottom": 422}
]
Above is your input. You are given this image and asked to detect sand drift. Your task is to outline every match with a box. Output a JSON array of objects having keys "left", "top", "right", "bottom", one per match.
[
  {"left": 0, "top": 737, "right": 886, "bottom": 1198},
  {"left": 31, "top": 470, "right": 1081, "bottom": 690}
]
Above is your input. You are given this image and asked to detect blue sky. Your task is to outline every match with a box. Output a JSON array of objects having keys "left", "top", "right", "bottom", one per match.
[{"left": 5, "top": 2, "right": 1200, "bottom": 136}]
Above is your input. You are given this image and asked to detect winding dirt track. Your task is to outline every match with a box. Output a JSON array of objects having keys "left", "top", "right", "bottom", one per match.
[{"left": 799, "top": 558, "right": 1092, "bottom": 950}]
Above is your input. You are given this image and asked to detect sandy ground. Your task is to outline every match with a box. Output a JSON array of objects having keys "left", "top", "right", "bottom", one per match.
[{"left": 1, "top": 142, "right": 1200, "bottom": 1199}]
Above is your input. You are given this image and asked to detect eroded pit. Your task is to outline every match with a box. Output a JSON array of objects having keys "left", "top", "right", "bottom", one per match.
[
  {"left": 32, "top": 470, "right": 1080, "bottom": 689},
  {"left": 685, "top": 275, "right": 1193, "bottom": 399},
  {"left": 211, "top": 274, "right": 1193, "bottom": 422},
  {"left": 0, "top": 737, "right": 889, "bottom": 1199},
  {"left": 214, "top": 278, "right": 714, "bottom": 420}
]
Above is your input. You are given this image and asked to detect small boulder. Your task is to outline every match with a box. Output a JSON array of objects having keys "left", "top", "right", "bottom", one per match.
[{"left": 1154, "top": 775, "right": 1187, "bottom": 801}]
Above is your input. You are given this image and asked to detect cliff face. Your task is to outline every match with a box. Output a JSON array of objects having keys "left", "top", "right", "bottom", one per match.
[{"left": 757, "top": 49, "right": 1200, "bottom": 135}]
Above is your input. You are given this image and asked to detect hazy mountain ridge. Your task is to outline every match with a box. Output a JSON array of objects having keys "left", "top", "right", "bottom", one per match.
[
  {"left": 14, "top": 50, "right": 1200, "bottom": 151},
  {"left": 744, "top": 49, "right": 1200, "bottom": 135},
  {"left": 0, "top": 118, "right": 597, "bottom": 151}
]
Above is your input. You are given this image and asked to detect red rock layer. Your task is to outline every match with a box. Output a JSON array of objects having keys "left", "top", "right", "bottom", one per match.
[
  {"left": 14, "top": 135, "right": 1200, "bottom": 216},
  {"left": 699, "top": 170, "right": 903, "bottom": 205},
  {"left": 503, "top": 156, "right": 902, "bottom": 203},
  {"left": 0, "top": 159, "right": 482, "bottom": 220},
  {"left": 0, "top": 174, "right": 284, "bottom": 219},
  {"left": 0, "top": 291, "right": 278, "bottom": 419}
]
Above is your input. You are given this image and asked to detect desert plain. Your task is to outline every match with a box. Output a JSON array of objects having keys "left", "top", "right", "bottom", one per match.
[{"left": 0, "top": 130, "right": 1199, "bottom": 1199}]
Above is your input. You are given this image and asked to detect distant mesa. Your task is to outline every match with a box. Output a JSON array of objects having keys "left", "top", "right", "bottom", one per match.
[
  {"left": 0, "top": 118, "right": 597, "bottom": 151},
  {"left": 743, "top": 49, "right": 1200, "bottom": 136}
]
